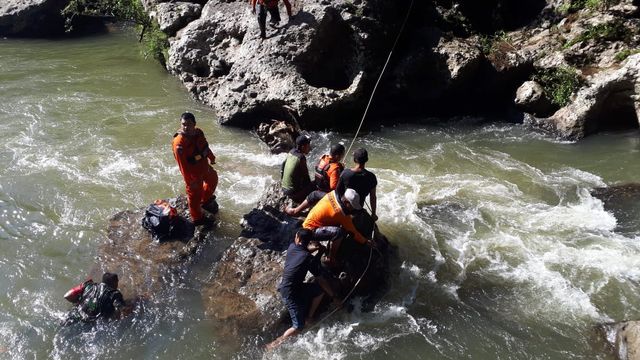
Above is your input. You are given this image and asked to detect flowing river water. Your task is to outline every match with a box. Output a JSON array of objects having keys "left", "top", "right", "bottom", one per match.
[{"left": 1, "top": 27, "right": 639, "bottom": 360}]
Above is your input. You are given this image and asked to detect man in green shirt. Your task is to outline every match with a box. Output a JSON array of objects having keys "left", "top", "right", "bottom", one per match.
[{"left": 281, "top": 135, "right": 314, "bottom": 203}]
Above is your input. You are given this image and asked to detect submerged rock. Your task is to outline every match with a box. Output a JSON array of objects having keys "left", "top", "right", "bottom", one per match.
[
  {"left": 201, "top": 182, "right": 395, "bottom": 339},
  {"left": 90, "top": 196, "right": 217, "bottom": 299},
  {"left": 600, "top": 321, "right": 640, "bottom": 360},
  {"left": 591, "top": 183, "right": 640, "bottom": 235}
]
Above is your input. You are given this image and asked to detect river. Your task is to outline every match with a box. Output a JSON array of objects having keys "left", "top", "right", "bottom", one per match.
[{"left": 0, "top": 27, "right": 639, "bottom": 360}]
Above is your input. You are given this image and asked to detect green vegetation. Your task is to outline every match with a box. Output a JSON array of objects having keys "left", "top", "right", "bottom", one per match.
[
  {"left": 615, "top": 49, "right": 640, "bottom": 62},
  {"left": 564, "top": 20, "right": 628, "bottom": 48},
  {"left": 479, "top": 30, "right": 512, "bottom": 55},
  {"left": 62, "top": 0, "right": 169, "bottom": 64},
  {"left": 559, "top": 0, "right": 621, "bottom": 13},
  {"left": 533, "top": 67, "right": 583, "bottom": 107}
]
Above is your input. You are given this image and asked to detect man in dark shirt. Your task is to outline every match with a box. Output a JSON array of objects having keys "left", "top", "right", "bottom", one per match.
[
  {"left": 281, "top": 135, "right": 314, "bottom": 203},
  {"left": 62, "top": 272, "right": 126, "bottom": 325},
  {"left": 336, "top": 148, "right": 378, "bottom": 221},
  {"left": 266, "top": 229, "right": 339, "bottom": 350}
]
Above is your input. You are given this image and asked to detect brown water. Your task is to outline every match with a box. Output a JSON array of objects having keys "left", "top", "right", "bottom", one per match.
[{"left": 0, "top": 27, "right": 639, "bottom": 360}]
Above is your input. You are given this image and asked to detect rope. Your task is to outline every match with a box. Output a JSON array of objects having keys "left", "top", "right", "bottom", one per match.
[{"left": 345, "top": 0, "right": 416, "bottom": 156}]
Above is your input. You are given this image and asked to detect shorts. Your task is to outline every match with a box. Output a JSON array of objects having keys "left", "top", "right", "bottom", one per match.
[{"left": 305, "top": 190, "right": 327, "bottom": 206}]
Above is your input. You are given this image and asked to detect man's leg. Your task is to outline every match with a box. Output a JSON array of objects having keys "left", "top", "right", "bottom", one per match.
[
  {"left": 258, "top": 4, "right": 267, "bottom": 38},
  {"left": 268, "top": 6, "right": 281, "bottom": 26},
  {"left": 266, "top": 294, "right": 304, "bottom": 350},
  {"left": 186, "top": 179, "right": 204, "bottom": 222},
  {"left": 282, "top": 0, "right": 293, "bottom": 17},
  {"left": 313, "top": 226, "right": 346, "bottom": 265},
  {"left": 201, "top": 166, "right": 218, "bottom": 205},
  {"left": 285, "top": 190, "right": 325, "bottom": 216}
]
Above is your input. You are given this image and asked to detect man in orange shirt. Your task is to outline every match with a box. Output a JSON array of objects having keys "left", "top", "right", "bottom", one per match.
[
  {"left": 285, "top": 143, "right": 345, "bottom": 216},
  {"left": 172, "top": 112, "right": 219, "bottom": 225},
  {"left": 302, "top": 188, "right": 373, "bottom": 264}
]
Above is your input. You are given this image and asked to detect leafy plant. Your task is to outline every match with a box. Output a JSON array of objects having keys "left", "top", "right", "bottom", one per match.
[
  {"left": 62, "top": 0, "right": 168, "bottom": 65},
  {"left": 614, "top": 49, "right": 640, "bottom": 62},
  {"left": 533, "top": 67, "right": 583, "bottom": 107},
  {"left": 479, "top": 30, "right": 512, "bottom": 55},
  {"left": 559, "top": 0, "right": 620, "bottom": 13}
]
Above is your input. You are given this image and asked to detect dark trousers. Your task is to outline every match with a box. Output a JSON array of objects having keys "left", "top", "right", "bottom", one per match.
[{"left": 258, "top": 4, "right": 281, "bottom": 38}]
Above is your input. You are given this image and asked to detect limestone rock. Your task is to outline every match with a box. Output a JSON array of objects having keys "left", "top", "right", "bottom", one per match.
[
  {"left": 255, "top": 119, "right": 300, "bottom": 154},
  {"left": 201, "top": 182, "right": 395, "bottom": 339},
  {"left": 600, "top": 320, "right": 640, "bottom": 360},
  {"left": 0, "top": 0, "right": 68, "bottom": 36},
  {"left": 514, "top": 80, "right": 555, "bottom": 117},
  {"left": 91, "top": 196, "right": 218, "bottom": 299},
  {"left": 154, "top": 2, "right": 202, "bottom": 36},
  {"left": 526, "top": 54, "right": 640, "bottom": 139}
]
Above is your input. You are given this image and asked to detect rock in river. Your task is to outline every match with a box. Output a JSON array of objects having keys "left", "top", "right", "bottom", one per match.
[{"left": 201, "top": 182, "right": 396, "bottom": 339}]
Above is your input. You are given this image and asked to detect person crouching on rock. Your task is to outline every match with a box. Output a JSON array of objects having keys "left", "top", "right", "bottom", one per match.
[
  {"left": 266, "top": 229, "right": 340, "bottom": 350},
  {"left": 302, "top": 188, "right": 374, "bottom": 268},
  {"left": 285, "top": 143, "right": 345, "bottom": 216},
  {"left": 172, "top": 112, "right": 219, "bottom": 226},
  {"left": 61, "top": 272, "right": 127, "bottom": 325},
  {"left": 281, "top": 135, "right": 315, "bottom": 203},
  {"left": 251, "top": 0, "right": 293, "bottom": 39}
]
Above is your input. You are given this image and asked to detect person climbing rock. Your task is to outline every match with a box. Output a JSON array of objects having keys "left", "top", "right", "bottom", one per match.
[
  {"left": 302, "top": 188, "right": 374, "bottom": 266},
  {"left": 336, "top": 148, "right": 378, "bottom": 221},
  {"left": 265, "top": 229, "right": 339, "bottom": 350},
  {"left": 62, "top": 272, "right": 126, "bottom": 325},
  {"left": 281, "top": 135, "right": 314, "bottom": 203},
  {"left": 251, "top": 0, "right": 293, "bottom": 39},
  {"left": 172, "top": 112, "right": 219, "bottom": 226},
  {"left": 285, "top": 143, "right": 345, "bottom": 216}
]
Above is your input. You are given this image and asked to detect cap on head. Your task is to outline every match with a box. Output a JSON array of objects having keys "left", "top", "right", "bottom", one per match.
[
  {"left": 102, "top": 272, "right": 119, "bottom": 287},
  {"left": 295, "top": 135, "right": 310, "bottom": 147},
  {"left": 181, "top": 112, "right": 196, "bottom": 124},
  {"left": 353, "top": 148, "right": 368, "bottom": 164},
  {"left": 343, "top": 188, "right": 362, "bottom": 210},
  {"left": 296, "top": 228, "right": 314, "bottom": 245}
]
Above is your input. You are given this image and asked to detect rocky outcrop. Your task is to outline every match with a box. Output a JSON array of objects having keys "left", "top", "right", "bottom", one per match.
[
  {"left": 526, "top": 54, "right": 640, "bottom": 139},
  {"left": 153, "top": 2, "right": 202, "bottom": 36},
  {"left": 90, "top": 196, "right": 218, "bottom": 299},
  {"left": 600, "top": 321, "right": 640, "bottom": 360},
  {"left": 515, "top": 80, "right": 555, "bottom": 117},
  {"left": 201, "top": 182, "right": 395, "bottom": 339},
  {"left": 0, "top": 0, "right": 68, "bottom": 36}
]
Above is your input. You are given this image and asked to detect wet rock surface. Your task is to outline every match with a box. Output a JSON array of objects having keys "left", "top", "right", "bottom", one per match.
[
  {"left": 202, "top": 182, "right": 396, "bottom": 339},
  {"left": 90, "top": 196, "right": 218, "bottom": 300},
  {"left": 591, "top": 183, "right": 640, "bottom": 236},
  {"left": 600, "top": 321, "right": 640, "bottom": 360}
]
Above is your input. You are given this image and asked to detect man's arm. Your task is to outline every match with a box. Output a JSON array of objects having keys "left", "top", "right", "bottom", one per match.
[{"left": 369, "top": 187, "right": 377, "bottom": 221}]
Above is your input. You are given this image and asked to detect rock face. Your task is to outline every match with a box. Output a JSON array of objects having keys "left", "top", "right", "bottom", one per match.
[
  {"left": 201, "top": 182, "right": 395, "bottom": 339},
  {"left": 515, "top": 80, "right": 555, "bottom": 117},
  {"left": 0, "top": 0, "right": 68, "bottom": 36},
  {"left": 527, "top": 54, "right": 640, "bottom": 139},
  {"left": 153, "top": 1, "right": 202, "bottom": 36},
  {"left": 167, "top": 0, "right": 405, "bottom": 130},
  {"left": 600, "top": 321, "right": 640, "bottom": 360},
  {"left": 91, "top": 196, "right": 217, "bottom": 299}
]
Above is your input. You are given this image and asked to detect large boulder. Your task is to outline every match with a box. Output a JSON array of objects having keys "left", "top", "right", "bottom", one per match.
[
  {"left": 153, "top": 2, "right": 202, "bottom": 36},
  {"left": 166, "top": 0, "right": 407, "bottom": 130},
  {"left": 201, "top": 182, "right": 395, "bottom": 339},
  {"left": 90, "top": 196, "right": 218, "bottom": 299},
  {"left": 526, "top": 54, "right": 640, "bottom": 139},
  {"left": 514, "top": 80, "right": 555, "bottom": 117},
  {"left": 0, "top": 0, "right": 68, "bottom": 36}
]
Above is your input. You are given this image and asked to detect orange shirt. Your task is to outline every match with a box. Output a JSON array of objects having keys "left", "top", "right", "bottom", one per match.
[
  {"left": 315, "top": 155, "right": 343, "bottom": 191},
  {"left": 172, "top": 129, "right": 213, "bottom": 183},
  {"left": 302, "top": 191, "right": 367, "bottom": 244}
]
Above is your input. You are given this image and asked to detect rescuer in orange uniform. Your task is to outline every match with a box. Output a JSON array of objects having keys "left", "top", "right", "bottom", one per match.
[
  {"left": 172, "top": 112, "right": 219, "bottom": 225},
  {"left": 302, "top": 188, "right": 374, "bottom": 265}
]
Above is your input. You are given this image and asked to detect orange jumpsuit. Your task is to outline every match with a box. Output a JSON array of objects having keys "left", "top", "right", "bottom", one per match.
[
  {"left": 302, "top": 191, "right": 367, "bottom": 244},
  {"left": 172, "top": 129, "right": 218, "bottom": 222}
]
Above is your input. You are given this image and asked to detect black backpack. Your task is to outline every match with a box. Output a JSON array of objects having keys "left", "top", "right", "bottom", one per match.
[{"left": 141, "top": 200, "right": 177, "bottom": 242}]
